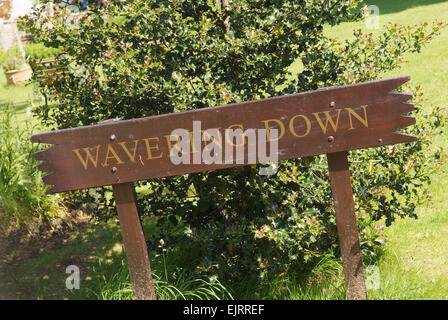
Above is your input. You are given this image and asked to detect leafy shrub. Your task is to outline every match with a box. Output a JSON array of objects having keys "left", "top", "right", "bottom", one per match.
[
  {"left": 24, "top": 43, "right": 61, "bottom": 60},
  {"left": 20, "top": 0, "right": 447, "bottom": 283},
  {"left": 0, "top": 105, "right": 65, "bottom": 235}
]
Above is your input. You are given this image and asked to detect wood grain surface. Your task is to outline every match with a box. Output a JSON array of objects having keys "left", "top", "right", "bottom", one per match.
[{"left": 31, "top": 76, "right": 416, "bottom": 193}]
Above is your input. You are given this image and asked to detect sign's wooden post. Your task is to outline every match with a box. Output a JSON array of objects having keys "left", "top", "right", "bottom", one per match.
[
  {"left": 327, "top": 152, "right": 368, "bottom": 300},
  {"left": 112, "top": 182, "right": 156, "bottom": 300},
  {"left": 31, "top": 76, "right": 417, "bottom": 300}
]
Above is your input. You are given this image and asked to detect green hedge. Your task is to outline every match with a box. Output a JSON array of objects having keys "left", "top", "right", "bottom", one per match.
[{"left": 24, "top": 43, "right": 61, "bottom": 60}]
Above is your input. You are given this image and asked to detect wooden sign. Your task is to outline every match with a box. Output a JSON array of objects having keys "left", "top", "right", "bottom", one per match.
[{"left": 31, "top": 76, "right": 416, "bottom": 300}]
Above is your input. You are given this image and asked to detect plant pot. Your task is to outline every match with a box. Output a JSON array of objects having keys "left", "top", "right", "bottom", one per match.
[{"left": 4, "top": 66, "right": 33, "bottom": 85}]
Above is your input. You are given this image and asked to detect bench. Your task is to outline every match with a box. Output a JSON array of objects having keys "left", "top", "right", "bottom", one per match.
[
  {"left": 28, "top": 57, "right": 70, "bottom": 107},
  {"left": 29, "top": 57, "right": 69, "bottom": 86}
]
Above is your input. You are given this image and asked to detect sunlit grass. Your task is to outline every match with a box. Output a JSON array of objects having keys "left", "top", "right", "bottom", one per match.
[{"left": 0, "top": 67, "right": 41, "bottom": 127}]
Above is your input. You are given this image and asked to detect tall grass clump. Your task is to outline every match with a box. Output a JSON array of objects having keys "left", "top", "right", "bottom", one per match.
[
  {"left": 0, "top": 104, "right": 65, "bottom": 235},
  {"left": 72, "top": 253, "right": 233, "bottom": 300}
]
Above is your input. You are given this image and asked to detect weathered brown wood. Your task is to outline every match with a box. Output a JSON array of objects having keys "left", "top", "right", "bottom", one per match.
[
  {"left": 112, "top": 182, "right": 156, "bottom": 300},
  {"left": 31, "top": 76, "right": 416, "bottom": 194},
  {"left": 327, "top": 151, "right": 368, "bottom": 300}
]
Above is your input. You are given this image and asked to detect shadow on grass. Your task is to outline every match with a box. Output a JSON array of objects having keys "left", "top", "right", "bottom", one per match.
[
  {"left": 69, "top": 249, "right": 234, "bottom": 300},
  {"left": 0, "top": 214, "right": 388, "bottom": 300},
  {"left": 0, "top": 215, "right": 234, "bottom": 300},
  {"left": 66, "top": 215, "right": 233, "bottom": 300},
  {"left": 0, "top": 100, "right": 30, "bottom": 115},
  {"left": 366, "top": 0, "right": 448, "bottom": 15},
  {"left": 0, "top": 219, "right": 124, "bottom": 299}
]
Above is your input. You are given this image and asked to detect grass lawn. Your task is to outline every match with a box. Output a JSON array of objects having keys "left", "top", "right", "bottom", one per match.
[
  {"left": 0, "top": 0, "right": 448, "bottom": 300},
  {"left": 0, "top": 66, "right": 41, "bottom": 126}
]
